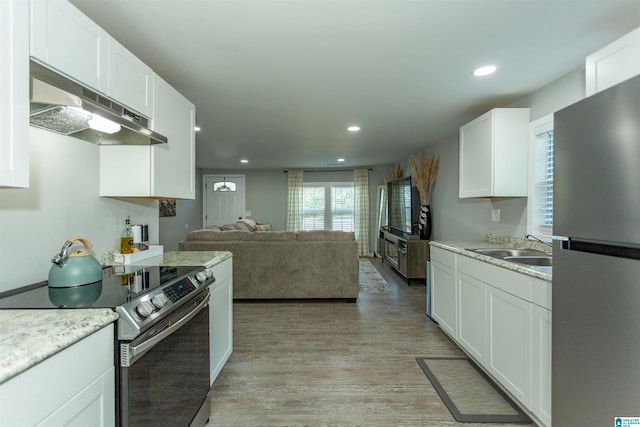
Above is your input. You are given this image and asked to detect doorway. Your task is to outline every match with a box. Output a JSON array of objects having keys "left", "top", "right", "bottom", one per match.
[{"left": 202, "top": 175, "right": 246, "bottom": 227}]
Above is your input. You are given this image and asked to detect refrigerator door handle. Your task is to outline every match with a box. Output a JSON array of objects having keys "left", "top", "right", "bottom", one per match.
[{"left": 562, "top": 238, "right": 640, "bottom": 260}]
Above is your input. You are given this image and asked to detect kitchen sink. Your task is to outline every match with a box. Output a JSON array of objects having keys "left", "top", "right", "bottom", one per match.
[
  {"left": 504, "top": 255, "right": 553, "bottom": 266},
  {"left": 466, "top": 248, "right": 548, "bottom": 258}
]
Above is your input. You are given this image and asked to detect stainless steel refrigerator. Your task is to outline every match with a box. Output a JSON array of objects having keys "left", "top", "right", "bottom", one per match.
[{"left": 553, "top": 73, "right": 640, "bottom": 425}]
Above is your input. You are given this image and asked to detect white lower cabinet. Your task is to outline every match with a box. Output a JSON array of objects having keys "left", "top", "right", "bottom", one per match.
[
  {"left": 0, "top": 325, "right": 115, "bottom": 427},
  {"left": 457, "top": 272, "right": 487, "bottom": 364},
  {"left": 532, "top": 305, "right": 552, "bottom": 426},
  {"left": 431, "top": 256, "right": 457, "bottom": 339},
  {"left": 430, "top": 246, "right": 551, "bottom": 426},
  {"left": 486, "top": 285, "right": 532, "bottom": 408},
  {"left": 209, "top": 258, "right": 233, "bottom": 386}
]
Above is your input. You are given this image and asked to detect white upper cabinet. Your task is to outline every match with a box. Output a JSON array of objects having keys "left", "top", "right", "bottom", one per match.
[
  {"left": 151, "top": 74, "right": 196, "bottom": 199},
  {"left": 30, "top": 0, "right": 108, "bottom": 93},
  {"left": 586, "top": 26, "right": 640, "bottom": 96},
  {"left": 0, "top": 0, "right": 30, "bottom": 188},
  {"left": 108, "top": 36, "right": 153, "bottom": 117},
  {"left": 459, "top": 108, "right": 530, "bottom": 198},
  {"left": 100, "top": 74, "right": 195, "bottom": 199}
]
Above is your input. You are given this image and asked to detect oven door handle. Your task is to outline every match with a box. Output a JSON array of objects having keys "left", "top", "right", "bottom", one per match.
[{"left": 122, "top": 289, "right": 210, "bottom": 366}]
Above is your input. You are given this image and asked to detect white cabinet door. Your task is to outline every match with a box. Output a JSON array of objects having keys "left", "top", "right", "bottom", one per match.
[
  {"left": 532, "top": 305, "right": 552, "bottom": 427},
  {"left": 457, "top": 272, "right": 486, "bottom": 364},
  {"left": 0, "top": 325, "right": 115, "bottom": 427},
  {"left": 151, "top": 73, "right": 196, "bottom": 199},
  {"left": 108, "top": 36, "right": 153, "bottom": 117},
  {"left": 100, "top": 76, "right": 195, "bottom": 199},
  {"left": 431, "top": 260, "right": 457, "bottom": 339},
  {"left": 586, "top": 26, "right": 640, "bottom": 96},
  {"left": 459, "top": 108, "right": 530, "bottom": 198},
  {"left": 487, "top": 285, "right": 532, "bottom": 408},
  {"left": 0, "top": 0, "right": 29, "bottom": 188},
  {"left": 30, "top": 0, "right": 108, "bottom": 93},
  {"left": 209, "top": 258, "right": 233, "bottom": 385}
]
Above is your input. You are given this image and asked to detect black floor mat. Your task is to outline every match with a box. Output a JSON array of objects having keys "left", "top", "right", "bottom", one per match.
[{"left": 416, "top": 357, "right": 533, "bottom": 424}]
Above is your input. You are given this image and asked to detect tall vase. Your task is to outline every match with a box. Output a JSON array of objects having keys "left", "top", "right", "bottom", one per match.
[{"left": 418, "top": 204, "right": 432, "bottom": 240}]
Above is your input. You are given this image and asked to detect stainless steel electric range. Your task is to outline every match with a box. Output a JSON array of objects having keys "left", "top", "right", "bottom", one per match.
[{"left": 0, "top": 263, "right": 216, "bottom": 427}]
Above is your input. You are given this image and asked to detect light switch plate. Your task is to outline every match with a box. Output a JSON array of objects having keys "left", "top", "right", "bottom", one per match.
[{"left": 491, "top": 208, "right": 501, "bottom": 222}]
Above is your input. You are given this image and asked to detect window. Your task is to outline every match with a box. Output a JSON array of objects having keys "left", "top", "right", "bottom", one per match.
[
  {"left": 302, "top": 183, "right": 354, "bottom": 231},
  {"left": 528, "top": 115, "right": 554, "bottom": 237}
]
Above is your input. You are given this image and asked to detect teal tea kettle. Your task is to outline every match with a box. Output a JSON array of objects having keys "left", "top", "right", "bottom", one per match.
[{"left": 49, "top": 237, "right": 102, "bottom": 288}]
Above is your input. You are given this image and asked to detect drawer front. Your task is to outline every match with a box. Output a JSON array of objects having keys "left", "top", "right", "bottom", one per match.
[{"left": 430, "top": 246, "right": 456, "bottom": 268}]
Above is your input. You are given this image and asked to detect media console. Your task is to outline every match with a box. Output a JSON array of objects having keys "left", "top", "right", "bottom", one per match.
[{"left": 380, "top": 230, "right": 430, "bottom": 283}]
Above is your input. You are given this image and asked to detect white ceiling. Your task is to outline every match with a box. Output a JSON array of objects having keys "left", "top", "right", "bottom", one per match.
[{"left": 70, "top": 0, "right": 640, "bottom": 170}]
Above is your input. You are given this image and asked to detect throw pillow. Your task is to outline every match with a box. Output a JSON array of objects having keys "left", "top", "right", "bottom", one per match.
[
  {"left": 255, "top": 223, "right": 272, "bottom": 232},
  {"left": 220, "top": 224, "right": 236, "bottom": 231},
  {"left": 237, "top": 218, "right": 257, "bottom": 231},
  {"left": 235, "top": 222, "right": 251, "bottom": 231}
]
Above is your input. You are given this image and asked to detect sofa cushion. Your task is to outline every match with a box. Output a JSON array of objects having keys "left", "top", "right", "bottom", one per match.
[
  {"left": 237, "top": 218, "right": 257, "bottom": 231},
  {"left": 186, "top": 229, "right": 251, "bottom": 241},
  {"left": 255, "top": 223, "right": 272, "bottom": 232},
  {"left": 333, "top": 231, "right": 356, "bottom": 241},
  {"left": 252, "top": 231, "right": 296, "bottom": 241},
  {"left": 235, "top": 222, "right": 252, "bottom": 232},
  {"left": 205, "top": 226, "right": 222, "bottom": 231}
]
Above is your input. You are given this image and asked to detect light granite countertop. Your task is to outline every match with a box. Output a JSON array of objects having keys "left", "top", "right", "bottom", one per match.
[
  {"left": 108, "top": 250, "right": 232, "bottom": 268},
  {"left": 430, "top": 237, "right": 552, "bottom": 282},
  {"left": 0, "top": 309, "right": 118, "bottom": 384}
]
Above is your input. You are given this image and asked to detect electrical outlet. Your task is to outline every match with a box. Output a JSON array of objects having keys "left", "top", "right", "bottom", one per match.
[
  {"left": 491, "top": 209, "right": 501, "bottom": 222},
  {"left": 185, "top": 223, "right": 189, "bottom": 230},
  {"left": 245, "top": 211, "right": 252, "bottom": 217}
]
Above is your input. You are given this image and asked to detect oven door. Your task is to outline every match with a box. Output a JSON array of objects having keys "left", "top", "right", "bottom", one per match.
[{"left": 119, "top": 290, "right": 210, "bottom": 427}]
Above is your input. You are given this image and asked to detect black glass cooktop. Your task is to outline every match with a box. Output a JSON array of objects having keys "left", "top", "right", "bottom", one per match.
[{"left": 0, "top": 265, "right": 198, "bottom": 309}]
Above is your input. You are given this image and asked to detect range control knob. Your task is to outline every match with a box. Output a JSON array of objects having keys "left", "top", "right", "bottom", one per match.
[
  {"left": 152, "top": 293, "right": 169, "bottom": 309},
  {"left": 195, "top": 271, "right": 208, "bottom": 283},
  {"left": 136, "top": 301, "right": 155, "bottom": 318},
  {"left": 204, "top": 268, "right": 214, "bottom": 278}
]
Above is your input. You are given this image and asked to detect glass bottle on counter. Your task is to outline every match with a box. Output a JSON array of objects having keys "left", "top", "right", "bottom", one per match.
[{"left": 120, "top": 217, "right": 134, "bottom": 254}]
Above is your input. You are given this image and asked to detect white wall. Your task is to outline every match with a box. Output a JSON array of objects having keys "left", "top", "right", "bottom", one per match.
[{"left": 0, "top": 127, "right": 159, "bottom": 292}]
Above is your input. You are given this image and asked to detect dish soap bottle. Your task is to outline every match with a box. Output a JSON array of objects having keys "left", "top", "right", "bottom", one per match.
[{"left": 120, "top": 217, "right": 134, "bottom": 254}]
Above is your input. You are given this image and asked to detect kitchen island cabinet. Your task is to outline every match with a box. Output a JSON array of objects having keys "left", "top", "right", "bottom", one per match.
[
  {"left": 0, "top": 312, "right": 117, "bottom": 427},
  {"left": 0, "top": 0, "right": 29, "bottom": 188}
]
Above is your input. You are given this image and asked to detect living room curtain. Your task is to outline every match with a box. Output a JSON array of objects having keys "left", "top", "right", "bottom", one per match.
[
  {"left": 285, "top": 170, "right": 304, "bottom": 231},
  {"left": 353, "top": 169, "right": 370, "bottom": 256}
]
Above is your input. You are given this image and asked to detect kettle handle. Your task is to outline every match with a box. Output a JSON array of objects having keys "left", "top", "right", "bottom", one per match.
[
  {"left": 52, "top": 237, "right": 93, "bottom": 266},
  {"left": 67, "top": 237, "right": 93, "bottom": 249}
]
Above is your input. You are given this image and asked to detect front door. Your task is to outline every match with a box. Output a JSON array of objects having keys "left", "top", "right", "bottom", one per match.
[{"left": 203, "top": 175, "right": 246, "bottom": 227}]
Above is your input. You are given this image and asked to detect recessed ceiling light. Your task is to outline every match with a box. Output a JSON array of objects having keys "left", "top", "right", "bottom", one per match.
[
  {"left": 337, "top": 158, "right": 345, "bottom": 162},
  {"left": 194, "top": 126, "right": 201, "bottom": 132},
  {"left": 240, "top": 159, "right": 248, "bottom": 163},
  {"left": 473, "top": 65, "right": 497, "bottom": 77},
  {"left": 347, "top": 126, "right": 360, "bottom": 132}
]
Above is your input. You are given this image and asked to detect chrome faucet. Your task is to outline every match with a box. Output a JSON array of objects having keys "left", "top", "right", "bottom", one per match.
[{"left": 525, "top": 234, "right": 552, "bottom": 247}]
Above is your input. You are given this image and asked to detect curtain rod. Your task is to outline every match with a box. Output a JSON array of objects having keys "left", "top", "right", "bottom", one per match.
[{"left": 284, "top": 168, "right": 372, "bottom": 173}]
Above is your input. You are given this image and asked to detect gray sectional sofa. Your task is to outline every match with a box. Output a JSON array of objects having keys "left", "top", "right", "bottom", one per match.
[{"left": 179, "top": 228, "right": 359, "bottom": 301}]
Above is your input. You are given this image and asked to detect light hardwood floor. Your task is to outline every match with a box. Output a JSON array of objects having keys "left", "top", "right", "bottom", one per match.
[{"left": 206, "top": 257, "right": 537, "bottom": 427}]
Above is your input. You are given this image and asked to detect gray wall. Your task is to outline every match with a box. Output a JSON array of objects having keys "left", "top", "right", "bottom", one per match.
[
  {"left": 406, "top": 68, "right": 586, "bottom": 242},
  {"left": 163, "top": 167, "right": 391, "bottom": 252}
]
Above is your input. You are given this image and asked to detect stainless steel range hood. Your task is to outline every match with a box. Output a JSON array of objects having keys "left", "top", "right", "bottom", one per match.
[{"left": 29, "top": 61, "right": 167, "bottom": 145}]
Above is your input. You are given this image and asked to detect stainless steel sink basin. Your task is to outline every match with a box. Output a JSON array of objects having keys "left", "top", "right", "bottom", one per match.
[
  {"left": 466, "top": 248, "right": 548, "bottom": 258},
  {"left": 504, "top": 255, "right": 553, "bottom": 267}
]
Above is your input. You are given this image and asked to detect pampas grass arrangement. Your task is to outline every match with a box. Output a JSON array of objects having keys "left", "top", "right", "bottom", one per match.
[{"left": 409, "top": 150, "right": 440, "bottom": 206}]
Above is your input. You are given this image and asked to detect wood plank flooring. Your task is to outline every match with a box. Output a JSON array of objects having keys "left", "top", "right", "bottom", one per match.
[{"left": 206, "top": 257, "right": 537, "bottom": 427}]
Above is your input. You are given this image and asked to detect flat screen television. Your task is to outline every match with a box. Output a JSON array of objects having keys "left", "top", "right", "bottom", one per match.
[{"left": 387, "top": 177, "right": 417, "bottom": 236}]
